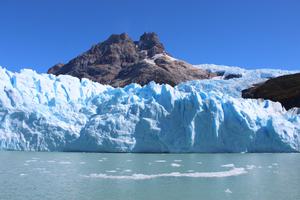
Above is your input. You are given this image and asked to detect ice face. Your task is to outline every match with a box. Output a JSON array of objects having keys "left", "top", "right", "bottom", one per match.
[{"left": 0, "top": 65, "right": 299, "bottom": 152}]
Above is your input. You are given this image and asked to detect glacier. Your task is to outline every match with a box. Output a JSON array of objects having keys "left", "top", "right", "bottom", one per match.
[{"left": 0, "top": 65, "right": 299, "bottom": 152}]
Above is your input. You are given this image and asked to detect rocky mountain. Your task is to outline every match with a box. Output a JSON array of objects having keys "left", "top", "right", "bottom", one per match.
[
  {"left": 242, "top": 73, "right": 300, "bottom": 110},
  {"left": 47, "top": 33, "right": 215, "bottom": 87}
]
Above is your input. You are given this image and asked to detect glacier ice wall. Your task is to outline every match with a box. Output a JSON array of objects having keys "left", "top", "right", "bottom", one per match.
[{"left": 0, "top": 65, "right": 299, "bottom": 152}]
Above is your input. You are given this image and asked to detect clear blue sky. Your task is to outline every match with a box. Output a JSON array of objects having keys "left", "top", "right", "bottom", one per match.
[{"left": 0, "top": 0, "right": 299, "bottom": 73}]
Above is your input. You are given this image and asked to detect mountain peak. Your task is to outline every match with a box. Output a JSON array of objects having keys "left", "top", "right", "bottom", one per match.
[
  {"left": 138, "top": 32, "right": 165, "bottom": 57},
  {"left": 104, "top": 33, "right": 132, "bottom": 44}
]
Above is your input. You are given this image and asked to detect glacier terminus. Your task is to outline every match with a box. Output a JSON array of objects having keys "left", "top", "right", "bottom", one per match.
[{"left": 0, "top": 65, "right": 299, "bottom": 152}]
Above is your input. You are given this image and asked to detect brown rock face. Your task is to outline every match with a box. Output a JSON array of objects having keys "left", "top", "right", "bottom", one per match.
[
  {"left": 47, "top": 32, "right": 215, "bottom": 87},
  {"left": 47, "top": 63, "right": 64, "bottom": 74},
  {"left": 242, "top": 73, "right": 300, "bottom": 110}
]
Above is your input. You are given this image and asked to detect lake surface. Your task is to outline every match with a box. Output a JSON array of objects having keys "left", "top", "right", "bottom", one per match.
[{"left": 0, "top": 152, "right": 299, "bottom": 200}]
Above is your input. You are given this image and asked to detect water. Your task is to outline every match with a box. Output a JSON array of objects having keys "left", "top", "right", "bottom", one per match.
[{"left": 0, "top": 152, "right": 299, "bottom": 200}]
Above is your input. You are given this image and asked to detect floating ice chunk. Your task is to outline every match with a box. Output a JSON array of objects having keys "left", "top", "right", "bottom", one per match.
[
  {"left": 19, "top": 173, "right": 27, "bottom": 176},
  {"left": 221, "top": 164, "right": 235, "bottom": 168},
  {"left": 155, "top": 160, "right": 167, "bottom": 163},
  {"left": 225, "top": 188, "right": 232, "bottom": 194},
  {"left": 59, "top": 161, "right": 71, "bottom": 165},
  {"left": 246, "top": 165, "right": 256, "bottom": 170},
  {"left": 25, "top": 160, "right": 37, "bottom": 163},
  {"left": 170, "top": 163, "right": 181, "bottom": 167},
  {"left": 106, "top": 170, "right": 117, "bottom": 173},
  {"left": 34, "top": 167, "right": 46, "bottom": 171}
]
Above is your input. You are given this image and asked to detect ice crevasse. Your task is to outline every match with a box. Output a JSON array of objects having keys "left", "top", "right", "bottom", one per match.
[{"left": 0, "top": 65, "right": 299, "bottom": 152}]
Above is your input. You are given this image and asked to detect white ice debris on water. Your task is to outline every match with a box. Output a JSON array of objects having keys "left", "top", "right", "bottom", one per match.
[
  {"left": 225, "top": 188, "right": 233, "bottom": 194},
  {"left": 221, "top": 164, "right": 235, "bottom": 168},
  {"left": 0, "top": 65, "right": 299, "bottom": 152},
  {"left": 82, "top": 167, "right": 247, "bottom": 180},
  {"left": 170, "top": 163, "right": 181, "bottom": 167}
]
